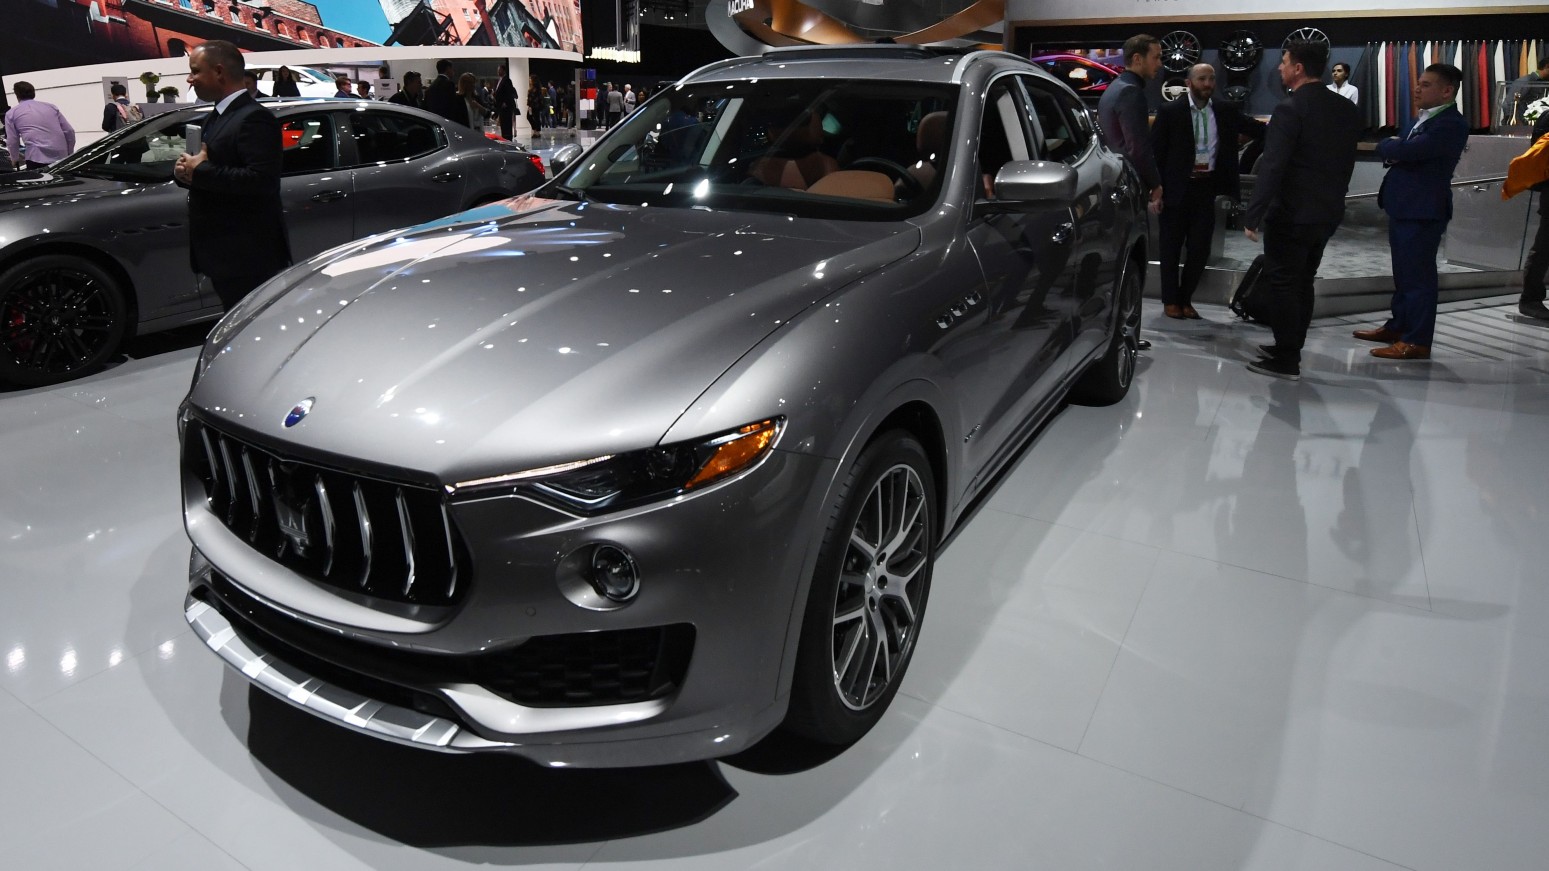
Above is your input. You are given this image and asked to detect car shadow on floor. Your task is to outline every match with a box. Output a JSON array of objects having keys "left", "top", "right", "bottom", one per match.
[{"left": 243, "top": 685, "right": 739, "bottom": 847}]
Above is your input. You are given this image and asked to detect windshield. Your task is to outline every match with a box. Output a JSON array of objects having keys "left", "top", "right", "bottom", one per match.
[
  {"left": 554, "top": 79, "right": 958, "bottom": 221},
  {"left": 52, "top": 109, "right": 212, "bottom": 182}
]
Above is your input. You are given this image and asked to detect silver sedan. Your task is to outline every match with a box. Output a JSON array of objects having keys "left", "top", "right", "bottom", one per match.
[
  {"left": 180, "top": 46, "right": 1147, "bottom": 767},
  {"left": 0, "top": 99, "right": 545, "bottom": 386}
]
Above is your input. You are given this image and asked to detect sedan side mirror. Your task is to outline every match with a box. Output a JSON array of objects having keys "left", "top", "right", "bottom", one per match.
[
  {"left": 549, "top": 143, "right": 583, "bottom": 177},
  {"left": 993, "top": 160, "right": 1077, "bottom": 205}
]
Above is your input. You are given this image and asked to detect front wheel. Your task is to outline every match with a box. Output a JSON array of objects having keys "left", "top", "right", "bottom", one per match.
[
  {"left": 1070, "top": 265, "right": 1140, "bottom": 406},
  {"left": 0, "top": 255, "right": 130, "bottom": 387},
  {"left": 783, "top": 430, "right": 936, "bottom": 745}
]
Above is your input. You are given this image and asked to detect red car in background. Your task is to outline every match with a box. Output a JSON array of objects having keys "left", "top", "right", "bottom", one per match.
[{"left": 1030, "top": 54, "right": 1122, "bottom": 104}]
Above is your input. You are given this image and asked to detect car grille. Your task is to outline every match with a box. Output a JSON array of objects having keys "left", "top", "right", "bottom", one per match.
[
  {"left": 202, "top": 571, "right": 695, "bottom": 708},
  {"left": 183, "top": 416, "right": 467, "bottom": 606}
]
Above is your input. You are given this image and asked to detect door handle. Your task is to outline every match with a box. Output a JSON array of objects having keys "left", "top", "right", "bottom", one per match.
[
  {"left": 432, "top": 171, "right": 462, "bottom": 183},
  {"left": 1052, "top": 222, "right": 1075, "bottom": 245},
  {"left": 311, "top": 190, "right": 347, "bottom": 203}
]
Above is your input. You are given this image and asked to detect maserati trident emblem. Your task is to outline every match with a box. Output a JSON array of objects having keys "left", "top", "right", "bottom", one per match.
[{"left": 284, "top": 398, "right": 315, "bottom": 428}]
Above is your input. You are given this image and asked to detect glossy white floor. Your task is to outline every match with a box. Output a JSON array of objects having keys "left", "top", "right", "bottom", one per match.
[{"left": 4, "top": 295, "right": 1549, "bottom": 870}]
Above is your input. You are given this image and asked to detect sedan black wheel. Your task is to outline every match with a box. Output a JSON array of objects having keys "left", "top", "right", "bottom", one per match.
[
  {"left": 0, "top": 256, "right": 129, "bottom": 387},
  {"left": 785, "top": 430, "right": 935, "bottom": 745},
  {"left": 1071, "top": 264, "right": 1140, "bottom": 406}
]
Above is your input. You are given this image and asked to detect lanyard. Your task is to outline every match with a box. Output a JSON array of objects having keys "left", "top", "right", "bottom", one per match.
[{"left": 1192, "top": 103, "right": 1212, "bottom": 169}]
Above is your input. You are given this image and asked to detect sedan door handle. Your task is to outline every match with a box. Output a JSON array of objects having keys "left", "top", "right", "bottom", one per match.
[
  {"left": 311, "top": 190, "right": 347, "bottom": 203},
  {"left": 1052, "top": 222, "right": 1075, "bottom": 245},
  {"left": 432, "top": 172, "right": 462, "bottom": 183}
]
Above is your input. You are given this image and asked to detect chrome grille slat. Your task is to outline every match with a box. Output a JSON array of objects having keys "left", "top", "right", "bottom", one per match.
[
  {"left": 314, "top": 475, "right": 336, "bottom": 577},
  {"left": 353, "top": 482, "right": 373, "bottom": 589},
  {"left": 440, "top": 504, "right": 458, "bottom": 600},
  {"left": 395, "top": 490, "right": 417, "bottom": 597},
  {"left": 240, "top": 448, "right": 263, "bottom": 539},
  {"left": 182, "top": 418, "right": 464, "bottom": 606},
  {"left": 217, "top": 438, "right": 242, "bottom": 527},
  {"left": 198, "top": 429, "right": 223, "bottom": 510}
]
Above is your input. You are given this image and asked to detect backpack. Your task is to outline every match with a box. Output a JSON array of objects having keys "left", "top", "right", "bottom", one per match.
[
  {"left": 1229, "top": 254, "right": 1273, "bottom": 324},
  {"left": 113, "top": 101, "right": 144, "bottom": 126}
]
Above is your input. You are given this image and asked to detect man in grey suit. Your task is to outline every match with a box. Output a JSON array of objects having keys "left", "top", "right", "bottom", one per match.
[{"left": 1098, "top": 34, "right": 1164, "bottom": 217}]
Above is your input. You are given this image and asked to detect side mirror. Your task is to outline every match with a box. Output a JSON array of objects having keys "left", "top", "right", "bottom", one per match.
[
  {"left": 993, "top": 160, "right": 1078, "bottom": 205},
  {"left": 549, "top": 143, "right": 583, "bottom": 177}
]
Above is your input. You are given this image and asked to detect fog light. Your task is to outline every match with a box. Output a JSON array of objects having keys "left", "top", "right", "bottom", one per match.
[{"left": 587, "top": 545, "right": 639, "bottom": 602}]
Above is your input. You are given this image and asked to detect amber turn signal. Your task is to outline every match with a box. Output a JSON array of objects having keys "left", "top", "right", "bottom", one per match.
[{"left": 684, "top": 419, "right": 781, "bottom": 489}]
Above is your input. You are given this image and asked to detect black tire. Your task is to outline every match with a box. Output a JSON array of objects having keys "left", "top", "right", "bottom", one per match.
[
  {"left": 1070, "top": 264, "right": 1140, "bottom": 406},
  {"left": 783, "top": 430, "right": 936, "bottom": 745},
  {"left": 0, "top": 255, "right": 130, "bottom": 387}
]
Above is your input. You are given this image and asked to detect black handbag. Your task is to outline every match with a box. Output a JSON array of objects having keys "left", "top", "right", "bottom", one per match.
[{"left": 1229, "top": 254, "right": 1273, "bottom": 323}]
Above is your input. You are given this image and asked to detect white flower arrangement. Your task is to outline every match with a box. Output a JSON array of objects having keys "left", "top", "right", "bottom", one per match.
[{"left": 1523, "top": 95, "right": 1549, "bottom": 123}]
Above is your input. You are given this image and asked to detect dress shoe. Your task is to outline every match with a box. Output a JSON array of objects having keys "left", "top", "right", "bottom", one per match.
[
  {"left": 1182, "top": 305, "right": 1202, "bottom": 319},
  {"left": 1520, "top": 301, "right": 1549, "bottom": 320},
  {"left": 1247, "top": 357, "right": 1300, "bottom": 381},
  {"left": 1370, "top": 341, "right": 1431, "bottom": 360},
  {"left": 1164, "top": 304, "right": 1186, "bottom": 319},
  {"left": 1353, "top": 326, "right": 1401, "bottom": 343}
]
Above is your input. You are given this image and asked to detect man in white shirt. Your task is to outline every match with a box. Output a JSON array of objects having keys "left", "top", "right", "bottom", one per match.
[{"left": 1328, "top": 62, "right": 1359, "bottom": 104}]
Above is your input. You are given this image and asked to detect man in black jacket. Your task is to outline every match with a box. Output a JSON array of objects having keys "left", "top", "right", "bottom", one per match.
[
  {"left": 1518, "top": 109, "right": 1549, "bottom": 320},
  {"left": 1097, "top": 34, "right": 1164, "bottom": 216},
  {"left": 1153, "top": 63, "right": 1264, "bottom": 319},
  {"left": 1240, "top": 40, "right": 1362, "bottom": 380},
  {"left": 388, "top": 72, "right": 424, "bottom": 110},
  {"left": 425, "top": 59, "right": 461, "bottom": 126},
  {"left": 494, "top": 64, "right": 519, "bottom": 140},
  {"left": 173, "top": 40, "right": 289, "bottom": 311}
]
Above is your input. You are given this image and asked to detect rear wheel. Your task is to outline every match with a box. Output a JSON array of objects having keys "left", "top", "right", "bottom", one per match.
[
  {"left": 784, "top": 430, "right": 936, "bottom": 745},
  {"left": 0, "top": 255, "right": 129, "bottom": 387},
  {"left": 1070, "top": 264, "right": 1140, "bottom": 406}
]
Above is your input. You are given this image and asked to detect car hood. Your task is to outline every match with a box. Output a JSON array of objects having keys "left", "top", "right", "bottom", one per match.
[
  {"left": 0, "top": 171, "right": 144, "bottom": 210},
  {"left": 190, "top": 196, "right": 919, "bottom": 484}
]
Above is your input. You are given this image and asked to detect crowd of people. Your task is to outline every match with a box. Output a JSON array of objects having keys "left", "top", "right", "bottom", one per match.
[
  {"left": 1097, "top": 33, "right": 1532, "bottom": 383},
  {"left": 6, "top": 37, "right": 1548, "bottom": 357}
]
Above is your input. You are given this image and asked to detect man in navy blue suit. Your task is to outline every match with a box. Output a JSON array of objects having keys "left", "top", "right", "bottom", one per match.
[{"left": 1355, "top": 63, "right": 1469, "bottom": 360}]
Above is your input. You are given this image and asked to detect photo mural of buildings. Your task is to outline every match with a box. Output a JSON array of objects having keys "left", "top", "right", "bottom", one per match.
[{"left": 1, "top": 0, "right": 583, "bottom": 76}]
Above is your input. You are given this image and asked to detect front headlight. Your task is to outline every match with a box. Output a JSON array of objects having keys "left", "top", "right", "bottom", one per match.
[
  {"left": 449, "top": 417, "right": 784, "bottom": 514},
  {"left": 191, "top": 270, "right": 301, "bottom": 383}
]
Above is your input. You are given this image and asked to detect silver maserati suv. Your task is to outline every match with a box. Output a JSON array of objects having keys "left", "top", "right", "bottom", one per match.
[{"left": 180, "top": 45, "right": 1148, "bottom": 767}]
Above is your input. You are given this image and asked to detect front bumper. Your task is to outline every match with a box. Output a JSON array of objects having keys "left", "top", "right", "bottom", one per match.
[{"left": 184, "top": 447, "right": 837, "bottom": 767}]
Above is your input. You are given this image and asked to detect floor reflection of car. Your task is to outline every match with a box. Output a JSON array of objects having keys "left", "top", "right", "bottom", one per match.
[
  {"left": 180, "top": 44, "right": 1148, "bottom": 767},
  {"left": 0, "top": 100, "right": 545, "bottom": 386},
  {"left": 1031, "top": 54, "right": 1122, "bottom": 103}
]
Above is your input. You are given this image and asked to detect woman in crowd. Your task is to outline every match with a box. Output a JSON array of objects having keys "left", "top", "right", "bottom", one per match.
[{"left": 457, "top": 72, "right": 490, "bottom": 130}]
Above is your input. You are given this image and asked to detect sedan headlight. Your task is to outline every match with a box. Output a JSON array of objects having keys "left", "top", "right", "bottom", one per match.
[{"left": 450, "top": 418, "right": 784, "bottom": 515}]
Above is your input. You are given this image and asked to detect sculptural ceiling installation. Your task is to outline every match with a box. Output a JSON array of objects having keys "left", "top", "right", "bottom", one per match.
[{"left": 706, "top": 0, "right": 1006, "bottom": 55}]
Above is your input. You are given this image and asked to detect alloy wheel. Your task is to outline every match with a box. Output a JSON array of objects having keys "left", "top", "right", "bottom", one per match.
[
  {"left": 1, "top": 265, "right": 120, "bottom": 376},
  {"left": 830, "top": 463, "right": 929, "bottom": 711}
]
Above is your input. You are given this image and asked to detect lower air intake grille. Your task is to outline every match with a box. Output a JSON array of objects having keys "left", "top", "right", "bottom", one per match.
[{"left": 183, "top": 416, "right": 466, "bottom": 606}]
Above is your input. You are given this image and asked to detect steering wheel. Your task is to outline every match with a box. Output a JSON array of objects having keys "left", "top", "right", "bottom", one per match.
[{"left": 847, "top": 157, "right": 923, "bottom": 198}]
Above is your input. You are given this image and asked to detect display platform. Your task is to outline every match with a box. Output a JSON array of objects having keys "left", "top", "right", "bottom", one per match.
[{"left": 3, "top": 297, "right": 1549, "bottom": 869}]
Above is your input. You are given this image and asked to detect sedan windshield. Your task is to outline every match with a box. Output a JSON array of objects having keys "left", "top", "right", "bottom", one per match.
[
  {"left": 52, "top": 109, "right": 212, "bottom": 182},
  {"left": 555, "top": 79, "right": 958, "bottom": 221}
]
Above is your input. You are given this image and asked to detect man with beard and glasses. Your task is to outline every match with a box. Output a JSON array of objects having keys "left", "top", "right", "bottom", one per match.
[{"left": 1152, "top": 63, "right": 1263, "bottom": 319}]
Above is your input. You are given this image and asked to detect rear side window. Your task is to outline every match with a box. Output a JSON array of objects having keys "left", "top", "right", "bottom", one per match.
[
  {"left": 1020, "top": 78, "right": 1092, "bottom": 165},
  {"left": 344, "top": 112, "right": 445, "bottom": 165},
  {"left": 280, "top": 114, "right": 337, "bottom": 175}
]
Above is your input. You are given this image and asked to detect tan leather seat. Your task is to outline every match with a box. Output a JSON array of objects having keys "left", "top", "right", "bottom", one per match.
[
  {"left": 806, "top": 170, "right": 895, "bottom": 202},
  {"left": 907, "top": 110, "right": 951, "bottom": 190},
  {"left": 749, "top": 113, "right": 838, "bottom": 190}
]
